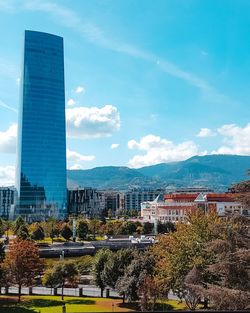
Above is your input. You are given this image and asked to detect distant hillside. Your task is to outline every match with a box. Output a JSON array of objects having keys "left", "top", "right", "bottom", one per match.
[{"left": 67, "top": 155, "right": 250, "bottom": 191}]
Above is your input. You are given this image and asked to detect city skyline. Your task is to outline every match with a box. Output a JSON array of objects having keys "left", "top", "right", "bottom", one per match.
[{"left": 0, "top": 0, "right": 250, "bottom": 186}]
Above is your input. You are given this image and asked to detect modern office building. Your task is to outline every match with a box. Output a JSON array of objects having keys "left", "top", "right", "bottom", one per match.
[
  {"left": 15, "top": 30, "right": 67, "bottom": 221},
  {"left": 0, "top": 187, "right": 16, "bottom": 219},
  {"left": 67, "top": 188, "right": 105, "bottom": 217},
  {"left": 124, "top": 189, "right": 164, "bottom": 211},
  {"left": 102, "top": 191, "right": 125, "bottom": 215}
]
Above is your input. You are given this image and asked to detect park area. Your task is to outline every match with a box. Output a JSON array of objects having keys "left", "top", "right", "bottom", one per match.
[{"left": 0, "top": 295, "right": 186, "bottom": 312}]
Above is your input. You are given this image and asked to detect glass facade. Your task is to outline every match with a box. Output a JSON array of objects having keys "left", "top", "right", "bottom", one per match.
[{"left": 15, "top": 30, "right": 67, "bottom": 221}]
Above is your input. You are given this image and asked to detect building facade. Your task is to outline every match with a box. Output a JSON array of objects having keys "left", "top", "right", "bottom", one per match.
[
  {"left": 102, "top": 191, "right": 124, "bottom": 215},
  {"left": 124, "top": 189, "right": 164, "bottom": 211},
  {"left": 141, "top": 192, "right": 248, "bottom": 223},
  {"left": 15, "top": 30, "right": 67, "bottom": 221},
  {"left": 67, "top": 188, "right": 105, "bottom": 217},
  {"left": 0, "top": 187, "right": 16, "bottom": 219}
]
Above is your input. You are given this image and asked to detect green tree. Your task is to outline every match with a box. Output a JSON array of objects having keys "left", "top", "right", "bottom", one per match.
[
  {"left": 14, "top": 216, "right": 26, "bottom": 235},
  {"left": 0, "top": 218, "right": 4, "bottom": 237},
  {"left": 116, "top": 251, "right": 156, "bottom": 302},
  {"left": 31, "top": 225, "right": 45, "bottom": 241},
  {"left": 92, "top": 249, "right": 112, "bottom": 297},
  {"left": 76, "top": 256, "right": 93, "bottom": 275},
  {"left": 42, "top": 268, "right": 57, "bottom": 293},
  {"left": 120, "top": 221, "right": 137, "bottom": 235},
  {"left": 77, "top": 220, "right": 88, "bottom": 240},
  {"left": 108, "top": 209, "right": 112, "bottom": 219},
  {"left": 0, "top": 241, "right": 5, "bottom": 262},
  {"left": 102, "top": 249, "right": 135, "bottom": 289},
  {"left": 43, "top": 261, "right": 79, "bottom": 300},
  {"left": 17, "top": 225, "right": 30, "bottom": 240},
  {"left": 60, "top": 224, "right": 72, "bottom": 241},
  {"left": 153, "top": 211, "right": 222, "bottom": 299},
  {"left": 158, "top": 221, "right": 176, "bottom": 234},
  {"left": 88, "top": 219, "right": 101, "bottom": 239},
  {"left": 142, "top": 221, "right": 154, "bottom": 234}
]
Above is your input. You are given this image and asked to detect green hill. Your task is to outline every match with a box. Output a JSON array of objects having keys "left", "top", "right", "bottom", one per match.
[{"left": 67, "top": 155, "right": 250, "bottom": 191}]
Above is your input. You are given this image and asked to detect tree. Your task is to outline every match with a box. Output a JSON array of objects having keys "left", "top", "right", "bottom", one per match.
[
  {"left": 0, "top": 241, "right": 6, "bottom": 292},
  {"left": 43, "top": 261, "right": 79, "bottom": 300},
  {"left": 76, "top": 256, "right": 93, "bottom": 275},
  {"left": 230, "top": 173, "right": 250, "bottom": 209},
  {"left": 4, "top": 239, "right": 43, "bottom": 301},
  {"left": 0, "top": 218, "right": 4, "bottom": 237},
  {"left": 157, "top": 221, "right": 176, "bottom": 234},
  {"left": 120, "top": 221, "right": 137, "bottom": 235},
  {"left": 77, "top": 220, "right": 88, "bottom": 240},
  {"left": 116, "top": 251, "right": 156, "bottom": 302},
  {"left": 14, "top": 216, "right": 26, "bottom": 235},
  {"left": 60, "top": 224, "right": 72, "bottom": 241},
  {"left": 42, "top": 268, "right": 57, "bottom": 293},
  {"left": 198, "top": 216, "right": 250, "bottom": 310},
  {"left": 183, "top": 266, "right": 203, "bottom": 310},
  {"left": 31, "top": 224, "right": 45, "bottom": 241},
  {"left": 152, "top": 211, "right": 222, "bottom": 299},
  {"left": 108, "top": 209, "right": 112, "bottom": 219},
  {"left": 92, "top": 249, "right": 112, "bottom": 297},
  {"left": 88, "top": 219, "right": 101, "bottom": 239},
  {"left": 142, "top": 222, "right": 154, "bottom": 234},
  {"left": 102, "top": 249, "right": 135, "bottom": 289},
  {"left": 43, "top": 218, "right": 59, "bottom": 243},
  {"left": 16, "top": 224, "right": 30, "bottom": 240},
  {"left": 0, "top": 241, "right": 5, "bottom": 262},
  {"left": 138, "top": 276, "right": 160, "bottom": 311}
]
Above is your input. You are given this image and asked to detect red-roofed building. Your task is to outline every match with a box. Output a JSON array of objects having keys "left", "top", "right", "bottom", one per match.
[{"left": 141, "top": 192, "right": 249, "bottom": 223}]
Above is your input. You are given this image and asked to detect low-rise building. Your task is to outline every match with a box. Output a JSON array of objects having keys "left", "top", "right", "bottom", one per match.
[{"left": 141, "top": 192, "right": 248, "bottom": 223}]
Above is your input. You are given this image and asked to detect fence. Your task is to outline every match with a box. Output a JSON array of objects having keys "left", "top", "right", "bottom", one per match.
[{"left": 0, "top": 285, "right": 120, "bottom": 298}]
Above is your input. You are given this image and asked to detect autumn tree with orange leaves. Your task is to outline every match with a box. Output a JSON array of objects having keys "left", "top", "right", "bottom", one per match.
[{"left": 4, "top": 239, "right": 43, "bottom": 302}]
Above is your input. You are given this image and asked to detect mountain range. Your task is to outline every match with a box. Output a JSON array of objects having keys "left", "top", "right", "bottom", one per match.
[{"left": 67, "top": 155, "right": 250, "bottom": 191}]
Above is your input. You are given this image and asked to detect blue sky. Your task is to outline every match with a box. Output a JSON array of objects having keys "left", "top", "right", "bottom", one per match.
[{"left": 0, "top": 0, "right": 250, "bottom": 185}]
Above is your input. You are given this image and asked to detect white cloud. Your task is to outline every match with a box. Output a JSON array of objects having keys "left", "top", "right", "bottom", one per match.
[
  {"left": 110, "top": 143, "right": 119, "bottom": 149},
  {"left": 67, "top": 98, "right": 75, "bottom": 106},
  {"left": 75, "top": 86, "right": 85, "bottom": 94},
  {"left": 67, "top": 149, "right": 95, "bottom": 170},
  {"left": 0, "top": 124, "right": 17, "bottom": 153},
  {"left": 69, "top": 164, "right": 85, "bottom": 170},
  {"left": 0, "top": 165, "right": 15, "bottom": 186},
  {"left": 212, "top": 123, "right": 250, "bottom": 155},
  {"left": 197, "top": 128, "right": 216, "bottom": 137},
  {"left": 66, "top": 105, "right": 120, "bottom": 139},
  {"left": 128, "top": 134, "right": 200, "bottom": 168},
  {"left": 67, "top": 148, "right": 95, "bottom": 162}
]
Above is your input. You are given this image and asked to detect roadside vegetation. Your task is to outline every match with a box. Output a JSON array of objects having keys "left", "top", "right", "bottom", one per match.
[{"left": 0, "top": 177, "right": 249, "bottom": 311}]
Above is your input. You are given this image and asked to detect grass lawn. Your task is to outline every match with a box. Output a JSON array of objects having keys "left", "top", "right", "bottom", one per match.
[{"left": 0, "top": 295, "right": 186, "bottom": 312}]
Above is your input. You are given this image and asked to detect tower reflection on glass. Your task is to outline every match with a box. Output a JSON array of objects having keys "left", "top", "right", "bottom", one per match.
[{"left": 15, "top": 30, "right": 67, "bottom": 221}]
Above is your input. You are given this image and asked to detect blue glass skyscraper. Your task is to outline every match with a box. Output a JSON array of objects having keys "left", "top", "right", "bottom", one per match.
[{"left": 16, "top": 30, "right": 67, "bottom": 221}]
